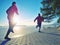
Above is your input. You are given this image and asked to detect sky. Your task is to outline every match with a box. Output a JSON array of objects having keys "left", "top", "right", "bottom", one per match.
[
  {"left": 0, "top": 0, "right": 59, "bottom": 26},
  {"left": 0, "top": 0, "right": 43, "bottom": 26}
]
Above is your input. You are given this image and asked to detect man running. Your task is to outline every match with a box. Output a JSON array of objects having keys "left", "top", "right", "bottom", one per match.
[
  {"left": 34, "top": 13, "right": 44, "bottom": 32},
  {"left": 5, "top": 2, "right": 19, "bottom": 40}
]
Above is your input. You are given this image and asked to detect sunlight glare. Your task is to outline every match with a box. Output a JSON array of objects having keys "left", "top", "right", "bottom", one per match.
[
  {"left": 13, "top": 26, "right": 21, "bottom": 33},
  {"left": 13, "top": 13, "right": 20, "bottom": 25},
  {"left": 11, "top": 35, "right": 24, "bottom": 38},
  {"left": 13, "top": 13, "right": 35, "bottom": 26}
]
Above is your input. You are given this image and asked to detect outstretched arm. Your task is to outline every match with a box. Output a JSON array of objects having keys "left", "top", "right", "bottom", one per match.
[{"left": 34, "top": 17, "right": 37, "bottom": 22}]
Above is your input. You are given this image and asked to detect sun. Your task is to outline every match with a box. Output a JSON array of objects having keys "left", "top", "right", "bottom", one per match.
[
  {"left": 12, "top": 13, "right": 35, "bottom": 26},
  {"left": 13, "top": 13, "right": 20, "bottom": 25}
]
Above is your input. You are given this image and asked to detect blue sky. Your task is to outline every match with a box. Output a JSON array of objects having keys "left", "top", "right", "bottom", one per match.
[
  {"left": 0, "top": 0, "right": 59, "bottom": 26},
  {"left": 0, "top": 0, "right": 42, "bottom": 26}
]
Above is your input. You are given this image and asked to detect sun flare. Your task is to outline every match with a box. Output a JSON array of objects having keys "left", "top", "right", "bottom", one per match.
[
  {"left": 12, "top": 13, "right": 35, "bottom": 26},
  {"left": 13, "top": 14, "right": 20, "bottom": 25}
]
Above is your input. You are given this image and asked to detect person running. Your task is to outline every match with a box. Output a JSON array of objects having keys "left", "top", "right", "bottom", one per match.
[
  {"left": 5, "top": 2, "right": 19, "bottom": 40},
  {"left": 34, "top": 13, "right": 44, "bottom": 32}
]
